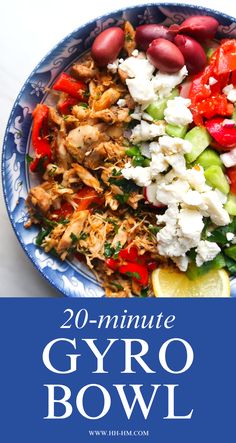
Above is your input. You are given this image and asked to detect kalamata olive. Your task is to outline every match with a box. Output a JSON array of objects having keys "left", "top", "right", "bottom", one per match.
[
  {"left": 171, "top": 15, "right": 219, "bottom": 41},
  {"left": 147, "top": 38, "right": 185, "bottom": 73},
  {"left": 91, "top": 27, "right": 125, "bottom": 67},
  {"left": 135, "top": 24, "right": 174, "bottom": 51},
  {"left": 174, "top": 34, "right": 207, "bottom": 74}
]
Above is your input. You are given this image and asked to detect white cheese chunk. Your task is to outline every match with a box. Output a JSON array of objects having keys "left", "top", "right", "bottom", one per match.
[
  {"left": 156, "top": 179, "right": 190, "bottom": 205},
  {"left": 209, "top": 76, "right": 218, "bottom": 85},
  {"left": 223, "top": 84, "right": 236, "bottom": 103},
  {"left": 226, "top": 232, "right": 234, "bottom": 241},
  {"left": 182, "top": 189, "right": 203, "bottom": 206},
  {"left": 164, "top": 97, "right": 193, "bottom": 126},
  {"left": 119, "top": 56, "right": 155, "bottom": 79},
  {"left": 107, "top": 59, "right": 119, "bottom": 73},
  {"left": 172, "top": 255, "right": 189, "bottom": 272},
  {"left": 126, "top": 77, "right": 156, "bottom": 106},
  {"left": 130, "top": 120, "right": 165, "bottom": 143},
  {"left": 220, "top": 148, "right": 236, "bottom": 167},
  {"left": 121, "top": 166, "right": 152, "bottom": 187},
  {"left": 202, "top": 191, "right": 230, "bottom": 226},
  {"left": 178, "top": 208, "right": 204, "bottom": 238},
  {"left": 158, "top": 135, "right": 192, "bottom": 155},
  {"left": 196, "top": 240, "right": 221, "bottom": 267},
  {"left": 152, "top": 66, "right": 188, "bottom": 98}
]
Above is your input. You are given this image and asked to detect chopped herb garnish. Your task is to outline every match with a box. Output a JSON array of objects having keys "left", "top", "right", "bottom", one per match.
[
  {"left": 140, "top": 287, "right": 149, "bottom": 297},
  {"left": 115, "top": 193, "right": 129, "bottom": 204},
  {"left": 58, "top": 218, "right": 70, "bottom": 225},
  {"left": 148, "top": 224, "right": 160, "bottom": 235},
  {"left": 112, "top": 168, "right": 122, "bottom": 176},
  {"left": 78, "top": 102, "right": 89, "bottom": 108},
  {"left": 48, "top": 165, "right": 57, "bottom": 177},
  {"left": 113, "top": 241, "right": 122, "bottom": 259},
  {"left": 104, "top": 242, "right": 114, "bottom": 258},
  {"left": 79, "top": 232, "right": 89, "bottom": 241},
  {"left": 26, "top": 154, "right": 33, "bottom": 164},
  {"left": 125, "top": 33, "right": 133, "bottom": 42},
  {"left": 109, "top": 176, "right": 138, "bottom": 193},
  {"left": 224, "top": 256, "right": 236, "bottom": 275},
  {"left": 70, "top": 232, "right": 78, "bottom": 244},
  {"left": 125, "top": 271, "right": 141, "bottom": 280},
  {"left": 106, "top": 218, "right": 119, "bottom": 234},
  {"left": 35, "top": 228, "right": 50, "bottom": 246},
  {"left": 111, "top": 282, "right": 124, "bottom": 291},
  {"left": 125, "top": 146, "right": 140, "bottom": 157}
]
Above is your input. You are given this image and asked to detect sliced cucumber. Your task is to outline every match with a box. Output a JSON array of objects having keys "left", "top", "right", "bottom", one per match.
[
  {"left": 186, "top": 253, "right": 226, "bottom": 280},
  {"left": 185, "top": 127, "right": 212, "bottom": 163},
  {"left": 195, "top": 148, "right": 223, "bottom": 170},
  {"left": 233, "top": 107, "right": 236, "bottom": 124},
  {"left": 225, "top": 245, "right": 236, "bottom": 261},
  {"left": 146, "top": 88, "right": 179, "bottom": 121},
  {"left": 204, "top": 165, "right": 230, "bottom": 195},
  {"left": 166, "top": 124, "right": 188, "bottom": 139},
  {"left": 206, "top": 47, "right": 216, "bottom": 60},
  {"left": 225, "top": 193, "right": 236, "bottom": 216}
]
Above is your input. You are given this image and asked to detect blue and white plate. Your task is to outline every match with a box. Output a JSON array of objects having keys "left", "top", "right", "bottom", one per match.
[{"left": 2, "top": 3, "right": 236, "bottom": 297}]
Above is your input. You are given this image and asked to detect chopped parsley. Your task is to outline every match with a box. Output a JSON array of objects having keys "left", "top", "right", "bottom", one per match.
[
  {"left": 115, "top": 193, "right": 129, "bottom": 204},
  {"left": 70, "top": 232, "right": 78, "bottom": 245},
  {"left": 104, "top": 242, "right": 114, "bottom": 258},
  {"left": 111, "top": 282, "right": 124, "bottom": 291},
  {"left": 125, "top": 271, "right": 141, "bottom": 280},
  {"left": 26, "top": 154, "right": 33, "bottom": 164},
  {"left": 35, "top": 228, "right": 50, "bottom": 246}
]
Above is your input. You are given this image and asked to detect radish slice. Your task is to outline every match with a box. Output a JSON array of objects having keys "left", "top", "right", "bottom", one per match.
[
  {"left": 144, "top": 183, "right": 165, "bottom": 207},
  {"left": 179, "top": 80, "right": 192, "bottom": 98}
]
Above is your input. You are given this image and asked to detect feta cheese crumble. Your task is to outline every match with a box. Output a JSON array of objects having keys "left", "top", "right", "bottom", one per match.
[
  {"left": 152, "top": 66, "right": 188, "bottom": 98},
  {"left": 130, "top": 120, "right": 165, "bottom": 143},
  {"left": 220, "top": 148, "right": 236, "bottom": 167},
  {"left": 223, "top": 84, "right": 236, "bottom": 103},
  {"left": 164, "top": 97, "right": 193, "bottom": 126},
  {"left": 122, "top": 165, "right": 152, "bottom": 187},
  {"left": 196, "top": 241, "right": 221, "bottom": 267},
  {"left": 226, "top": 232, "right": 234, "bottom": 241}
]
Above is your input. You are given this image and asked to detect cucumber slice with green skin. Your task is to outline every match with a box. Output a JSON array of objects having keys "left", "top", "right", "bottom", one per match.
[
  {"left": 224, "top": 245, "right": 236, "bottom": 260},
  {"left": 204, "top": 165, "right": 230, "bottom": 194},
  {"left": 166, "top": 124, "right": 188, "bottom": 138},
  {"left": 186, "top": 253, "right": 226, "bottom": 280},
  {"left": 195, "top": 148, "right": 223, "bottom": 170},
  {"left": 232, "top": 107, "right": 236, "bottom": 124},
  {"left": 185, "top": 126, "right": 212, "bottom": 163},
  {"left": 206, "top": 47, "right": 216, "bottom": 60},
  {"left": 146, "top": 88, "right": 179, "bottom": 121},
  {"left": 225, "top": 193, "right": 236, "bottom": 216}
]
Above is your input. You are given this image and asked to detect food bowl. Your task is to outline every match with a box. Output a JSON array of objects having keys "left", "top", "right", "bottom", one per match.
[{"left": 2, "top": 3, "right": 236, "bottom": 297}]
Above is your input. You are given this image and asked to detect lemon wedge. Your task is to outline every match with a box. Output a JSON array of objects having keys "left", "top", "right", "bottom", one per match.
[{"left": 152, "top": 268, "right": 230, "bottom": 297}]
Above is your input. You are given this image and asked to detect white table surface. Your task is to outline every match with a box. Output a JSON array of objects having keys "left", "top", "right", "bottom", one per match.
[{"left": 0, "top": 0, "right": 235, "bottom": 297}]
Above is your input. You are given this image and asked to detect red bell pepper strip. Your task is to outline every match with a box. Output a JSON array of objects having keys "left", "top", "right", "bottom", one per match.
[
  {"left": 213, "top": 40, "right": 236, "bottom": 75},
  {"left": 57, "top": 97, "right": 78, "bottom": 115},
  {"left": 119, "top": 263, "right": 149, "bottom": 287},
  {"left": 226, "top": 167, "right": 236, "bottom": 194},
  {"left": 51, "top": 201, "right": 74, "bottom": 220},
  {"left": 30, "top": 104, "right": 52, "bottom": 172},
  {"left": 74, "top": 187, "right": 103, "bottom": 211},
  {"left": 118, "top": 246, "right": 138, "bottom": 262},
  {"left": 50, "top": 187, "right": 103, "bottom": 221},
  {"left": 205, "top": 117, "right": 236, "bottom": 149},
  {"left": 105, "top": 258, "right": 119, "bottom": 271},
  {"left": 52, "top": 72, "right": 87, "bottom": 101}
]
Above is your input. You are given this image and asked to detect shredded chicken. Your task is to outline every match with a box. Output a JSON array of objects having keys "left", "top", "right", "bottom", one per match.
[{"left": 25, "top": 45, "right": 167, "bottom": 298}]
